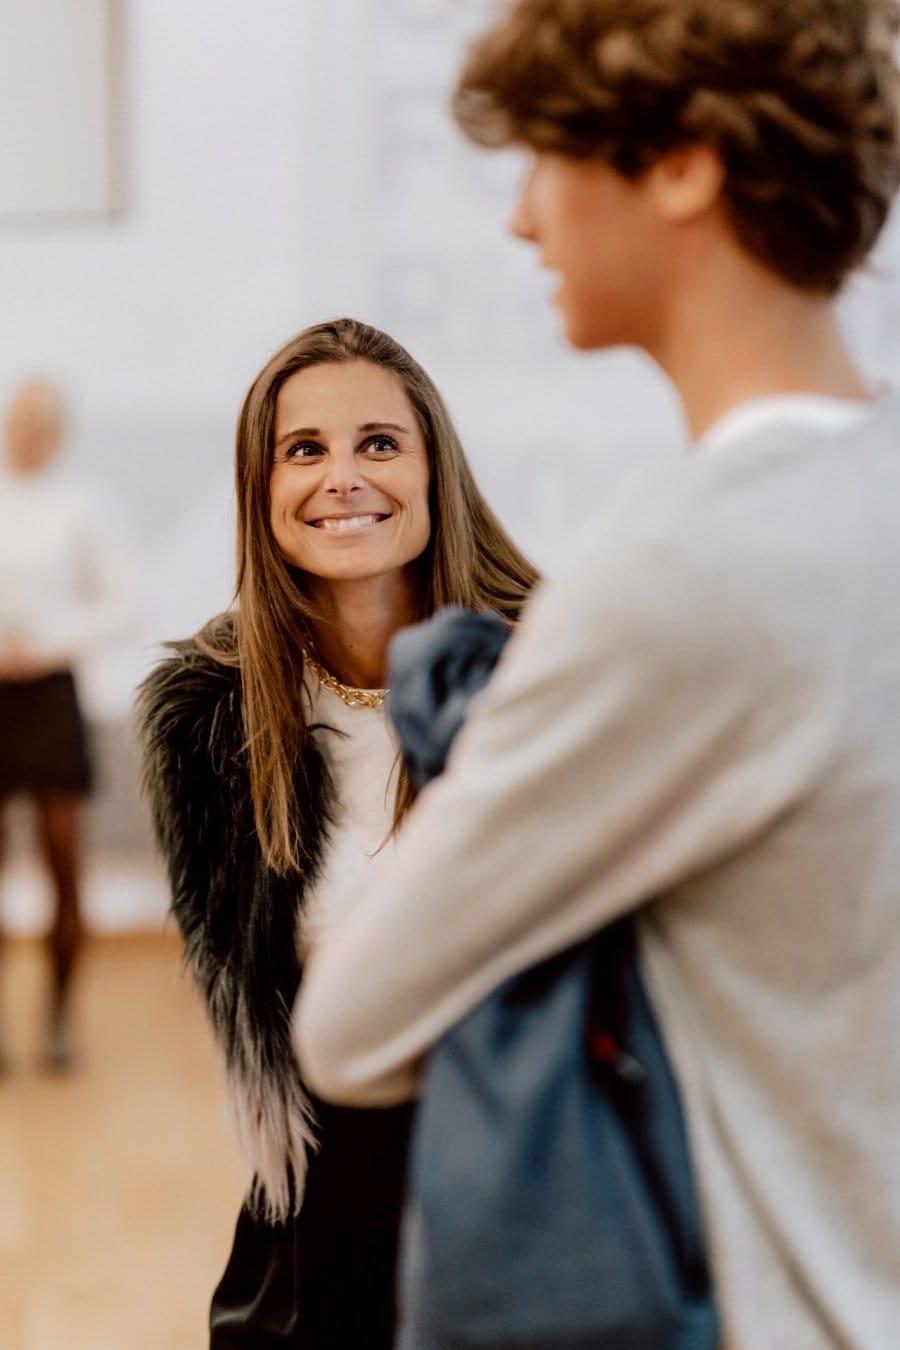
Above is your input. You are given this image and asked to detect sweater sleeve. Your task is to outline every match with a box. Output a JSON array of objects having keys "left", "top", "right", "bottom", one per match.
[{"left": 293, "top": 460, "right": 843, "bottom": 1105}]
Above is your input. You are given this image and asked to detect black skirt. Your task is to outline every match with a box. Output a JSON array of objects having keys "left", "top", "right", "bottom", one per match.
[
  {"left": 0, "top": 671, "right": 92, "bottom": 796},
  {"left": 210, "top": 1098, "right": 415, "bottom": 1349}
]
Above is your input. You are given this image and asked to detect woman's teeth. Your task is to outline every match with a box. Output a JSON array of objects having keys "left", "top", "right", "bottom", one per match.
[{"left": 314, "top": 514, "right": 386, "bottom": 531}]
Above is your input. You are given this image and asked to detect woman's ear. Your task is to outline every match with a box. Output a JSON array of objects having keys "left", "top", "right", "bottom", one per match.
[{"left": 648, "top": 144, "right": 725, "bottom": 223}]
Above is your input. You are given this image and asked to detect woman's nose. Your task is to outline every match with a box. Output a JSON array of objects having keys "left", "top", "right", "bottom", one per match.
[{"left": 323, "top": 449, "right": 363, "bottom": 496}]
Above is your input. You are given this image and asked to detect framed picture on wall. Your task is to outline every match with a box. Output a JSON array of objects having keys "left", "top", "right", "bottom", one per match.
[{"left": 0, "top": 0, "right": 124, "bottom": 222}]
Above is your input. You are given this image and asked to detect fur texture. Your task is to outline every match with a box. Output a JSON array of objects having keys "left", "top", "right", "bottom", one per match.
[{"left": 135, "top": 616, "right": 336, "bottom": 1221}]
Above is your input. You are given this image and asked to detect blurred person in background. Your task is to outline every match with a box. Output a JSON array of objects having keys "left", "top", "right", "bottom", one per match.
[
  {"left": 0, "top": 378, "right": 138, "bottom": 1070},
  {"left": 294, "top": 2, "right": 900, "bottom": 1346},
  {"left": 137, "top": 318, "right": 538, "bottom": 1348}
]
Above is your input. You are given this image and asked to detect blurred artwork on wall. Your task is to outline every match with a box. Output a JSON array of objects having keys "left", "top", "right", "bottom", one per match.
[{"left": 0, "top": 0, "right": 124, "bottom": 222}]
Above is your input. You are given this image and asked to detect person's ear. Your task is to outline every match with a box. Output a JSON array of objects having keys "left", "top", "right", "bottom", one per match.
[{"left": 647, "top": 145, "right": 725, "bottom": 223}]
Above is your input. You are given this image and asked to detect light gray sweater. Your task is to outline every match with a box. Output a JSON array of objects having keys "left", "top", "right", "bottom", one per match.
[{"left": 295, "top": 397, "right": 900, "bottom": 1349}]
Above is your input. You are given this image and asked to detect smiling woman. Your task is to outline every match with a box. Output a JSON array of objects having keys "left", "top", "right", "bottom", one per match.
[
  {"left": 135, "top": 317, "right": 538, "bottom": 1347},
  {"left": 268, "top": 359, "right": 432, "bottom": 614}
]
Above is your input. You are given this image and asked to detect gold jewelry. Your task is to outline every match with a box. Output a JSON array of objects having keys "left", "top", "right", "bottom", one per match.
[{"left": 303, "top": 647, "right": 387, "bottom": 710}]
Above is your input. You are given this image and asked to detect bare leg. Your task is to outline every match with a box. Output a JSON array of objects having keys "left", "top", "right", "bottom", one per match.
[
  {"left": 35, "top": 792, "right": 85, "bottom": 1068},
  {"left": 0, "top": 797, "right": 7, "bottom": 1071}
]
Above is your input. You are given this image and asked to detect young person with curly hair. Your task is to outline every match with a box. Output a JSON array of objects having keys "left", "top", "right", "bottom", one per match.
[
  {"left": 137, "top": 318, "right": 538, "bottom": 1347},
  {"left": 295, "top": 4, "right": 900, "bottom": 1345}
]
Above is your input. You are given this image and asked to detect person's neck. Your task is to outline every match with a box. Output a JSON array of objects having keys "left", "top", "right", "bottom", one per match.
[
  {"left": 651, "top": 247, "right": 874, "bottom": 443},
  {"left": 307, "top": 575, "right": 419, "bottom": 689}
]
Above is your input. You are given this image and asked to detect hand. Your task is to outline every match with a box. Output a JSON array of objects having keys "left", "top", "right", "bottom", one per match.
[{"left": 0, "top": 636, "right": 45, "bottom": 682}]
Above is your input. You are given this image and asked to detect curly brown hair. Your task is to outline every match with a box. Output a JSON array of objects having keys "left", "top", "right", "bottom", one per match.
[{"left": 453, "top": 0, "right": 900, "bottom": 294}]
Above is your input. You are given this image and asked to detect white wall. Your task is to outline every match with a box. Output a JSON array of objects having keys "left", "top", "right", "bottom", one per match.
[
  {"left": 0, "top": 2, "right": 331, "bottom": 420},
  {"left": 0, "top": 0, "right": 118, "bottom": 218}
]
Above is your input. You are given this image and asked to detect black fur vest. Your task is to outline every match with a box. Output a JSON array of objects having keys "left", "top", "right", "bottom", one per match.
[{"left": 136, "top": 616, "right": 336, "bottom": 1221}]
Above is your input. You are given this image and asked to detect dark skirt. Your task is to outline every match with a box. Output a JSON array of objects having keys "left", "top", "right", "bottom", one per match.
[
  {"left": 0, "top": 670, "right": 92, "bottom": 797},
  {"left": 210, "top": 1097, "right": 415, "bottom": 1349}
]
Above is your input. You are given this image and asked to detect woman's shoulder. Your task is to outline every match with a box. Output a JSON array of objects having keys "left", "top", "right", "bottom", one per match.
[{"left": 135, "top": 611, "right": 242, "bottom": 754}]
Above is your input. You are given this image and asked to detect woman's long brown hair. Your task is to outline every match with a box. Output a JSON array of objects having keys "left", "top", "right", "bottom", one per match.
[{"left": 203, "top": 318, "right": 540, "bottom": 874}]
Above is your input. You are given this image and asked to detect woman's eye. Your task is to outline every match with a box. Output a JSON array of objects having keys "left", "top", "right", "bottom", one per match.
[
  {"left": 286, "top": 441, "right": 322, "bottom": 460},
  {"left": 366, "top": 436, "right": 398, "bottom": 456}
]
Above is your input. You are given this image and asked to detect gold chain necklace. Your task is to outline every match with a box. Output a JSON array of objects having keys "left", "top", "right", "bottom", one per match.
[{"left": 303, "top": 647, "right": 387, "bottom": 711}]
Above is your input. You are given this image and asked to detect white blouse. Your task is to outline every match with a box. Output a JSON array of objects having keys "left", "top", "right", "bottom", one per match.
[{"left": 298, "top": 674, "right": 401, "bottom": 956}]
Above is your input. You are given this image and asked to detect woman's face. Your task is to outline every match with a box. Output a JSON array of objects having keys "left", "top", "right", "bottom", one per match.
[
  {"left": 3, "top": 385, "right": 63, "bottom": 476},
  {"left": 269, "top": 360, "right": 431, "bottom": 593}
]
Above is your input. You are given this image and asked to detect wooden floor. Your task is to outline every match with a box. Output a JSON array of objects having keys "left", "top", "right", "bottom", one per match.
[{"left": 0, "top": 933, "right": 245, "bottom": 1350}]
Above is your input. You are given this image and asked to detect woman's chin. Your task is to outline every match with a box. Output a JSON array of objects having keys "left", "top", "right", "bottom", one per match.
[{"left": 300, "top": 560, "right": 408, "bottom": 589}]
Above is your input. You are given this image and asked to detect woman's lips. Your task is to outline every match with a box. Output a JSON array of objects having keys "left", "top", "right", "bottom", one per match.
[{"left": 307, "top": 513, "right": 390, "bottom": 531}]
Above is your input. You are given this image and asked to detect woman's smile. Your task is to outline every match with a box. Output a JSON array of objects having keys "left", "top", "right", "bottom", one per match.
[{"left": 306, "top": 512, "right": 392, "bottom": 532}]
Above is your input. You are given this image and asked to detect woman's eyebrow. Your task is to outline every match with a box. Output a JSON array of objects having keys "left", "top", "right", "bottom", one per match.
[
  {"left": 274, "top": 426, "right": 320, "bottom": 447},
  {"left": 275, "top": 421, "right": 412, "bottom": 447}
]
